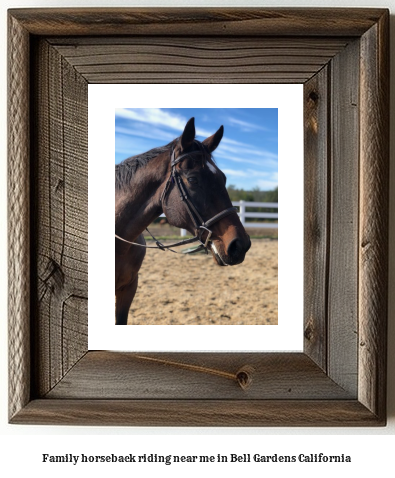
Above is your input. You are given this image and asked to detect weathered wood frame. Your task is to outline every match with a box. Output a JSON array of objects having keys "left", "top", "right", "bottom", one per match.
[{"left": 8, "top": 8, "right": 389, "bottom": 426}]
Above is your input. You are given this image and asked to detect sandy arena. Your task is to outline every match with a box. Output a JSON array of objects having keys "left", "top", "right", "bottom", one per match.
[{"left": 121, "top": 227, "right": 278, "bottom": 325}]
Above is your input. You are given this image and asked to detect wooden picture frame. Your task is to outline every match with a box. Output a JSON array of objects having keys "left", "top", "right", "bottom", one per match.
[{"left": 8, "top": 8, "right": 389, "bottom": 426}]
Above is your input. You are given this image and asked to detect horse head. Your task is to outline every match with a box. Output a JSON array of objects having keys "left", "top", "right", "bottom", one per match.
[{"left": 162, "top": 118, "right": 251, "bottom": 266}]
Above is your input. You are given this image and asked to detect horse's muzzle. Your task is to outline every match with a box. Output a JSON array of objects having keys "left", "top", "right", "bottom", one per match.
[
  {"left": 226, "top": 236, "right": 251, "bottom": 265},
  {"left": 210, "top": 235, "right": 251, "bottom": 266}
]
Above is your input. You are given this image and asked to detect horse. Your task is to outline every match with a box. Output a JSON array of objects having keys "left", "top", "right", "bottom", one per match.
[{"left": 115, "top": 117, "right": 251, "bottom": 325}]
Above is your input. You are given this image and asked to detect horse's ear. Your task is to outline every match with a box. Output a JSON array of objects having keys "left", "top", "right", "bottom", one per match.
[
  {"left": 202, "top": 125, "right": 224, "bottom": 153},
  {"left": 180, "top": 117, "right": 196, "bottom": 150}
]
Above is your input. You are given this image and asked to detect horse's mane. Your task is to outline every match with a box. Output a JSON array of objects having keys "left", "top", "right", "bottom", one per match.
[{"left": 115, "top": 141, "right": 174, "bottom": 190}]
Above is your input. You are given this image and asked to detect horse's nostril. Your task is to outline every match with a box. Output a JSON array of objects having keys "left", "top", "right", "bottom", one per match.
[{"left": 227, "top": 238, "right": 244, "bottom": 260}]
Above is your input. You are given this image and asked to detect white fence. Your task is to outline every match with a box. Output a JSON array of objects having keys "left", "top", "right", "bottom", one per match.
[
  {"left": 180, "top": 200, "right": 278, "bottom": 236},
  {"left": 233, "top": 200, "right": 278, "bottom": 228}
]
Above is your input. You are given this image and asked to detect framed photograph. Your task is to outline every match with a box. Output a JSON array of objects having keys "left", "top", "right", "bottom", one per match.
[
  {"left": 89, "top": 85, "right": 303, "bottom": 350},
  {"left": 8, "top": 8, "right": 389, "bottom": 426}
]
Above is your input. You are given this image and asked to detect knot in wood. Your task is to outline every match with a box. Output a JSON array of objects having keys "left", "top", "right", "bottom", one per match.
[
  {"left": 308, "top": 91, "right": 319, "bottom": 103},
  {"left": 304, "top": 322, "right": 314, "bottom": 341},
  {"left": 236, "top": 365, "right": 254, "bottom": 390}
]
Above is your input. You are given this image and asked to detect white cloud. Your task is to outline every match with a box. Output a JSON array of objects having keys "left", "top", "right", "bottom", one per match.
[
  {"left": 214, "top": 149, "right": 278, "bottom": 168},
  {"left": 222, "top": 168, "right": 278, "bottom": 190},
  {"left": 116, "top": 109, "right": 225, "bottom": 143},
  {"left": 114, "top": 108, "right": 278, "bottom": 190},
  {"left": 227, "top": 117, "right": 271, "bottom": 132},
  {"left": 115, "top": 108, "right": 187, "bottom": 131},
  {"left": 216, "top": 141, "right": 277, "bottom": 161},
  {"left": 115, "top": 125, "right": 174, "bottom": 143},
  {"left": 115, "top": 109, "right": 278, "bottom": 164},
  {"left": 222, "top": 169, "right": 248, "bottom": 177},
  {"left": 214, "top": 153, "right": 258, "bottom": 166}
]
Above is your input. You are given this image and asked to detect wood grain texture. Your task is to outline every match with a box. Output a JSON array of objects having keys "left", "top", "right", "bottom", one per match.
[
  {"left": 327, "top": 40, "right": 360, "bottom": 396},
  {"left": 45, "top": 352, "right": 354, "bottom": 400},
  {"left": 358, "top": 12, "right": 389, "bottom": 421},
  {"left": 7, "top": 8, "right": 389, "bottom": 426},
  {"left": 49, "top": 37, "right": 350, "bottom": 84},
  {"left": 8, "top": 13, "right": 31, "bottom": 421},
  {"left": 11, "top": 399, "right": 383, "bottom": 427},
  {"left": 8, "top": 8, "right": 387, "bottom": 37},
  {"left": 30, "top": 39, "right": 88, "bottom": 397},
  {"left": 303, "top": 68, "right": 330, "bottom": 370}
]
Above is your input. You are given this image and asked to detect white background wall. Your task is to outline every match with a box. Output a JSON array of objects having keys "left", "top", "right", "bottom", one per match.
[{"left": 1, "top": 0, "right": 394, "bottom": 476}]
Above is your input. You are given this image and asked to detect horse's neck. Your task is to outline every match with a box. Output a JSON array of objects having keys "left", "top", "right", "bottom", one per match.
[{"left": 115, "top": 170, "right": 164, "bottom": 242}]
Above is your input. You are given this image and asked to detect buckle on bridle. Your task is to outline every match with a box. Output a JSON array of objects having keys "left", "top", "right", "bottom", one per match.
[{"left": 198, "top": 226, "right": 212, "bottom": 249}]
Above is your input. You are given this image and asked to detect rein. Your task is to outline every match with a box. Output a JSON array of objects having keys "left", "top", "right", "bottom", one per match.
[{"left": 115, "top": 141, "right": 238, "bottom": 254}]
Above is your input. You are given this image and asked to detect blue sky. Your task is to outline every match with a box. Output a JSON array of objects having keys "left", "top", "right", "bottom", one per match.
[{"left": 115, "top": 108, "right": 278, "bottom": 191}]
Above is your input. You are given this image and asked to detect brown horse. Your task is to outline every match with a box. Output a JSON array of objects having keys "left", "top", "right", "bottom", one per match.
[{"left": 115, "top": 118, "right": 251, "bottom": 325}]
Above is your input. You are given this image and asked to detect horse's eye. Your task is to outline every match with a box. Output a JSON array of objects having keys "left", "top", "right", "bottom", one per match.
[{"left": 187, "top": 177, "right": 198, "bottom": 185}]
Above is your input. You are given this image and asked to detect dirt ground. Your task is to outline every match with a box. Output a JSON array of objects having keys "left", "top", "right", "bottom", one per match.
[{"left": 123, "top": 227, "right": 278, "bottom": 325}]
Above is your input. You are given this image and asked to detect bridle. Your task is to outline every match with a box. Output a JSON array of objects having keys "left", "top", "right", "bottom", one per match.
[{"left": 115, "top": 141, "right": 238, "bottom": 254}]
